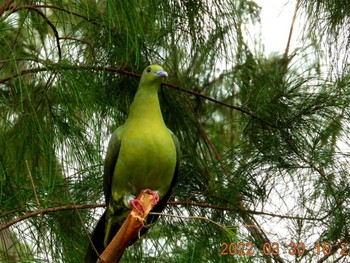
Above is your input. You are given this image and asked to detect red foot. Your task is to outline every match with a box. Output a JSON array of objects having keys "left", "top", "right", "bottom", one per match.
[
  {"left": 144, "top": 189, "right": 159, "bottom": 206},
  {"left": 130, "top": 199, "right": 144, "bottom": 214}
]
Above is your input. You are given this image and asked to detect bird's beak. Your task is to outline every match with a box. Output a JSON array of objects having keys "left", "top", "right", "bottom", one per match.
[{"left": 156, "top": 70, "right": 168, "bottom": 78}]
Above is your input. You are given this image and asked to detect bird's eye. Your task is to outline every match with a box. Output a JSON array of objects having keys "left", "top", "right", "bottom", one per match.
[{"left": 146, "top": 67, "right": 152, "bottom": 73}]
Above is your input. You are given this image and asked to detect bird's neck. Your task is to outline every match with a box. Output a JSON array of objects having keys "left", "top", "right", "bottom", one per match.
[{"left": 127, "top": 87, "right": 165, "bottom": 125}]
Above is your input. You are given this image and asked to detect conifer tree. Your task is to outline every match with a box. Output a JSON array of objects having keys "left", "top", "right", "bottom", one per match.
[{"left": 0, "top": 0, "right": 349, "bottom": 262}]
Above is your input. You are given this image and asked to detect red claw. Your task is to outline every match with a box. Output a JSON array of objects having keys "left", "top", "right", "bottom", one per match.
[
  {"left": 130, "top": 199, "right": 144, "bottom": 214},
  {"left": 144, "top": 189, "right": 159, "bottom": 206},
  {"left": 130, "top": 189, "right": 160, "bottom": 215}
]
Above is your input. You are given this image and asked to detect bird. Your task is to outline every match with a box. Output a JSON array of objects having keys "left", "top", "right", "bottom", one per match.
[{"left": 85, "top": 65, "right": 180, "bottom": 262}]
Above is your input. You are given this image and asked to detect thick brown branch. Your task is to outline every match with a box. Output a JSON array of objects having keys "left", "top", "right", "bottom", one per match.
[
  {"left": 0, "top": 0, "right": 14, "bottom": 17},
  {"left": 97, "top": 191, "right": 156, "bottom": 263}
]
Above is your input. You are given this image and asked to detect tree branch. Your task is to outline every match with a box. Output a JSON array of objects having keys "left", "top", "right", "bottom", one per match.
[
  {"left": 8, "top": 5, "right": 62, "bottom": 59},
  {"left": 97, "top": 191, "right": 156, "bottom": 263},
  {"left": 0, "top": 204, "right": 104, "bottom": 231},
  {"left": 0, "top": 199, "right": 325, "bottom": 235},
  {"left": 0, "top": 0, "right": 14, "bottom": 17},
  {"left": 0, "top": 64, "right": 272, "bottom": 127},
  {"left": 181, "top": 93, "right": 222, "bottom": 161},
  {"left": 284, "top": 0, "right": 300, "bottom": 59},
  {"left": 167, "top": 201, "right": 325, "bottom": 221},
  {"left": 164, "top": 81, "right": 275, "bottom": 128},
  {"left": 7, "top": 4, "right": 96, "bottom": 25},
  {"left": 150, "top": 212, "right": 225, "bottom": 229},
  {"left": 0, "top": 65, "right": 139, "bottom": 84},
  {"left": 0, "top": 67, "right": 49, "bottom": 83}
]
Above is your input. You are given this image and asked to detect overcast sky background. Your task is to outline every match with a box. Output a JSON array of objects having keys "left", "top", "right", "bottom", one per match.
[{"left": 253, "top": 0, "right": 300, "bottom": 55}]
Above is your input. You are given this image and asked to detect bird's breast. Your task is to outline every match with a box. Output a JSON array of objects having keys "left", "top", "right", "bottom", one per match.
[{"left": 111, "top": 121, "right": 176, "bottom": 200}]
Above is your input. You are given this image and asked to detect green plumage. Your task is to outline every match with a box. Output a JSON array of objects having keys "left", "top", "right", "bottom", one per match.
[{"left": 85, "top": 65, "right": 180, "bottom": 262}]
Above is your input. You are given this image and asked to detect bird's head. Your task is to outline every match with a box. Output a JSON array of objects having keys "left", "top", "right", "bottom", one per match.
[{"left": 139, "top": 65, "right": 168, "bottom": 88}]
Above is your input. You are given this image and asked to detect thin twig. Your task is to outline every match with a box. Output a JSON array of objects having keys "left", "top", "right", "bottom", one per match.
[
  {"left": 284, "top": 0, "right": 300, "bottom": 59},
  {"left": 167, "top": 201, "right": 324, "bottom": 221},
  {"left": 151, "top": 211, "right": 284, "bottom": 244},
  {"left": 25, "top": 160, "right": 50, "bottom": 261},
  {"left": 10, "top": 4, "right": 99, "bottom": 25},
  {"left": 0, "top": 204, "right": 104, "bottom": 231},
  {"left": 8, "top": 5, "right": 62, "bottom": 59},
  {"left": 164, "top": 81, "right": 274, "bottom": 127},
  {"left": 150, "top": 212, "right": 225, "bottom": 230},
  {"left": 25, "top": 160, "right": 41, "bottom": 207},
  {"left": 0, "top": 67, "right": 49, "bottom": 83},
  {"left": 182, "top": 94, "right": 222, "bottom": 161},
  {"left": 0, "top": 65, "right": 272, "bottom": 127}
]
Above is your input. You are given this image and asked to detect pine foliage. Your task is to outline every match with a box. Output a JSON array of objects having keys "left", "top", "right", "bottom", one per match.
[{"left": 0, "top": 0, "right": 349, "bottom": 262}]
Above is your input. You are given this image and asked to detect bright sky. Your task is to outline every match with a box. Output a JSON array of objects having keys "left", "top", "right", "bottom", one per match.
[{"left": 253, "top": 0, "right": 300, "bottom": 55}]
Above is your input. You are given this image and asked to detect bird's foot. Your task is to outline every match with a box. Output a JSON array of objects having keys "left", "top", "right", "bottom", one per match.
[
  {"left": 143, "top": 189, "right": 159, "bottom": 206},
  {"left": 130, "top": 199, "right": 144, "bottom": 214},
  {"left": 130, "top": 189, "right": 159, "bottom": 214}
]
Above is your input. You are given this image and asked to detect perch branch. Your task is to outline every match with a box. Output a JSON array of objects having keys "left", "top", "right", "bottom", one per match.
[{"left": 97, "top": 191, "right": 156, "bottom": 263}]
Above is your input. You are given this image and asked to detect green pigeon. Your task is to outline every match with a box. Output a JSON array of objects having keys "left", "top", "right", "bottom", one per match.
[{"left": 85, "top": 65, "right": 180, "bottom": 262}]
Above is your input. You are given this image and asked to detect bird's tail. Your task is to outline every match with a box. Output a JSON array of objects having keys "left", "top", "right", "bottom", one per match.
[{"left": 84, "top": 212, "right": 106, "bottom": 263}]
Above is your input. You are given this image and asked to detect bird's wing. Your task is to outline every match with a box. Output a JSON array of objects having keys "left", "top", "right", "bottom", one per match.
[
  {"left": 103, "top": 128, "right": 121, "bottom": 204},
  {"left": 84, "top": 131, "right": 121, "bottom": 263}
]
